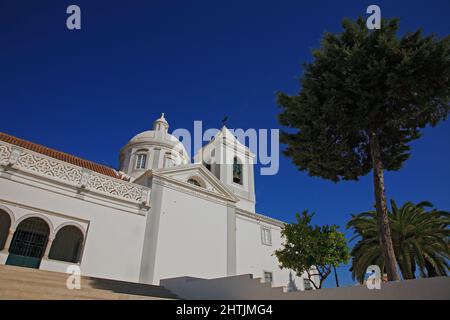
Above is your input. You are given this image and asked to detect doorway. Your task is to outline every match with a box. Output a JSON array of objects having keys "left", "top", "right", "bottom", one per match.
[{"left": 6, "top": 217, "right": 50, "bottom": 269}]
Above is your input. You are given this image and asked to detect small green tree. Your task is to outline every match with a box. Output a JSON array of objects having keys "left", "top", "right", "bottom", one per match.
[
  {"left": 277, "top": 18, "right": 450, "bottom": 281},
  {"left": 275, "top": 211, "right": 349, "bottom": 289}
]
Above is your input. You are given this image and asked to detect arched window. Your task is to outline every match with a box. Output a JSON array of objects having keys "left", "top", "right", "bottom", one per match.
[
  {"left": 0, "top": 210, "right": 11, "bottom": 251},
  {"left": 187, "top": 177, "right": 204, "bottom": 188},
  {"left": 6, "top": 217, "right": 50, "bottom": 268},
  {"left": 136, "top": 153, "right": 147, "bottom": 169},
  {"left": 233, "top": 157, "right": 243, "bottom": 185},
  {"left": 49, "top": 225, "right": 84, "bottom": 263}
]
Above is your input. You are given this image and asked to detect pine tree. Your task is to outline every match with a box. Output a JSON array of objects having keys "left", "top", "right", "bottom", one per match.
[{"left": 277, "top": 18, "right": 450, "bottom": 281}]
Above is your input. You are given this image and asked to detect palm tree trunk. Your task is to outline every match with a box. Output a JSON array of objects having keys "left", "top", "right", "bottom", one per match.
[
  {"left": 410, "top": 257, "right": 416, "bottom": 279},
  {"left": 425, "top": 260, "right": 438, "bottom": 277},
  {"left": 333, "top": 265, "right": 340, "bottom": 287},
  {"left": 369, "top": 132, "right": 400, "bottom": 281}
]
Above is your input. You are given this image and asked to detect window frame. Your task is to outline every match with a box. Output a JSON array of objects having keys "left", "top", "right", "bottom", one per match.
[
  {"left": 232, "top": 156, "right": 243, "bottom": 185},
  {"left": 164, "top": 155, "right": 174, "bottom": 168},
  {"left": 135, "top": 153, "right": 147, "bottom": 170},
  {"left": 203, "top": 161, "right": 211, "bottom": 171},
  {"left": 263, "top": 271, "right": 273, "bottom": 284},
  {"left": 260, "top": 226, "right": 272, "bottom": 246},
  {"left": 303, "top": 279, "right": 313, "bottom": 291}
]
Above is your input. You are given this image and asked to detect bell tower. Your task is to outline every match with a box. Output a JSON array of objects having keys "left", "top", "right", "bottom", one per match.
[{"left": 195, "top": 126, "right": 256, "bottom": 212}]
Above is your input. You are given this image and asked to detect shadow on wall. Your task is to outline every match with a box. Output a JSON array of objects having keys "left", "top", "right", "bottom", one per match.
[
  {"left": 161, "top": 273, "right": 450, "bottom": 300},
  {"left": 287, "top": 272, "right": 298, "bottom": 292},
  {"left": 86, "top": 277, "right": 179, "bottom": 299}
]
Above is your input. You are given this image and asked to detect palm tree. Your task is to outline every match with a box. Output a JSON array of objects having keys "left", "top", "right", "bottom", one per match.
[{"left": 347, "top": 200, "right": 450, "bottom": 283}]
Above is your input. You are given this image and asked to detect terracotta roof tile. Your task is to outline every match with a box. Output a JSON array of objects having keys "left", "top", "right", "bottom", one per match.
[{"left": 0, "top": 132, "right": 127, "bottom": 181}]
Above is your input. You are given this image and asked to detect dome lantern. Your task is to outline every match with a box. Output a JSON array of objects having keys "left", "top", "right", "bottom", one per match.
[{"left": 153, "top": 113, "right": 169, "bottom": 136}]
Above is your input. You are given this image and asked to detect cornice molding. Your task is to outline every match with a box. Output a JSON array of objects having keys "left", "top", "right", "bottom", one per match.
[{"left": 236, "top": 208, "right": 285, "bottom": 228}]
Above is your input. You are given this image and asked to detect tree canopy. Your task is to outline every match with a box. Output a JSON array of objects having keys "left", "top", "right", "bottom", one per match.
[
  {"left": 277, "top": 17, "right": 450, "bottom": 281},
  {"left": 277, "top": 17, "right": 450, "bottom": 182},
  {"left": 347, "top": 200, "right": 450, "bottom": 282},
  {"left": 275, "top": 211, "right": 349, "bottom": 289}
]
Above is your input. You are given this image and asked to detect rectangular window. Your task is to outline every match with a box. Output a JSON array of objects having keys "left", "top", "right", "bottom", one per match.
[
  {"left": 164, "top": 156, "right": 174, "bottom": 168},
  {"left": 261, "top": 226, "right": 272, "bottom": 246},
  {"left": 203, "top": 161, "right": 211, "bottom": 171},
  {"left": 136, "top": 154, "right": 147, "bottom": 169},
  {"left": 264, "top": 271, "right": 273, "bottom": 284},
  {"left": 303, "top": 279, "right": 313, "bottom": 291}
]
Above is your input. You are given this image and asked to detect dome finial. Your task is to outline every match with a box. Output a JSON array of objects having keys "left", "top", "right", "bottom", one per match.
[
  {"left": 153, "top": 113, "right": 169, "bottom": 131},
  {"left": 155, "top": 113, "right": 168, "bottom": 123}
]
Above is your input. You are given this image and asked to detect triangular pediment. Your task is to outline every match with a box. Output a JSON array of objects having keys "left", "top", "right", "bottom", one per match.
[{"left": 151, "top": 164, "right": 238, "bottom": 202}]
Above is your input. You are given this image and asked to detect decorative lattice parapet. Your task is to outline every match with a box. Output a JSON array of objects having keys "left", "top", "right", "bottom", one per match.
[
  {"left": 0, "top": 144, "right": 12, "bottom": 166},
  {"left": 0, "top": 141, "right": 150, "bottom": 206}
]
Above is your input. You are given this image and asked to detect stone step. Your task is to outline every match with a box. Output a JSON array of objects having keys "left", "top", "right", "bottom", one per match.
[
  {"left": 0, "top": 274, "right": 178, "bottom": 299},
  {"left": 0, "top": 290, "right": 98, "bottom": 300},
  {"left": 0, "top": 281, "right": 151, "bottom": 299},
  {"left": 0, "top": 289, "right": 161, "bottom": 300},
  {"left": 0, "top": 278, "right": 155, "bottom": 299},
  {"left": 0, "top": 264, "right": 178, "bottom": 300}
]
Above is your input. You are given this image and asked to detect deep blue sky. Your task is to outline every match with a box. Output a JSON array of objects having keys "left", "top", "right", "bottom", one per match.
[{"left": 1, "top": 0, "right": 449, "bottom": 287}]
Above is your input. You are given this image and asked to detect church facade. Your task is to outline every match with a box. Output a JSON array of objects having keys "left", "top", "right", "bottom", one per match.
[{"left": 0, "top": 115, "right": 311, "bottom": 291}]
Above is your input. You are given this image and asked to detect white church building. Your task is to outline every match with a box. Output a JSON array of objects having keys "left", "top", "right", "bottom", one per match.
[{"left": 0, "top": 115, "right": 311, "bottom": 291}]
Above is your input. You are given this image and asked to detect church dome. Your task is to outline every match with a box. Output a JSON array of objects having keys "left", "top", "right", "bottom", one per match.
[
  {"left": 128, "top": 130, "right": 182, "bottom": 145},
  {"left": 119, "top": 114, "right": 190, "bottom": 179}
]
